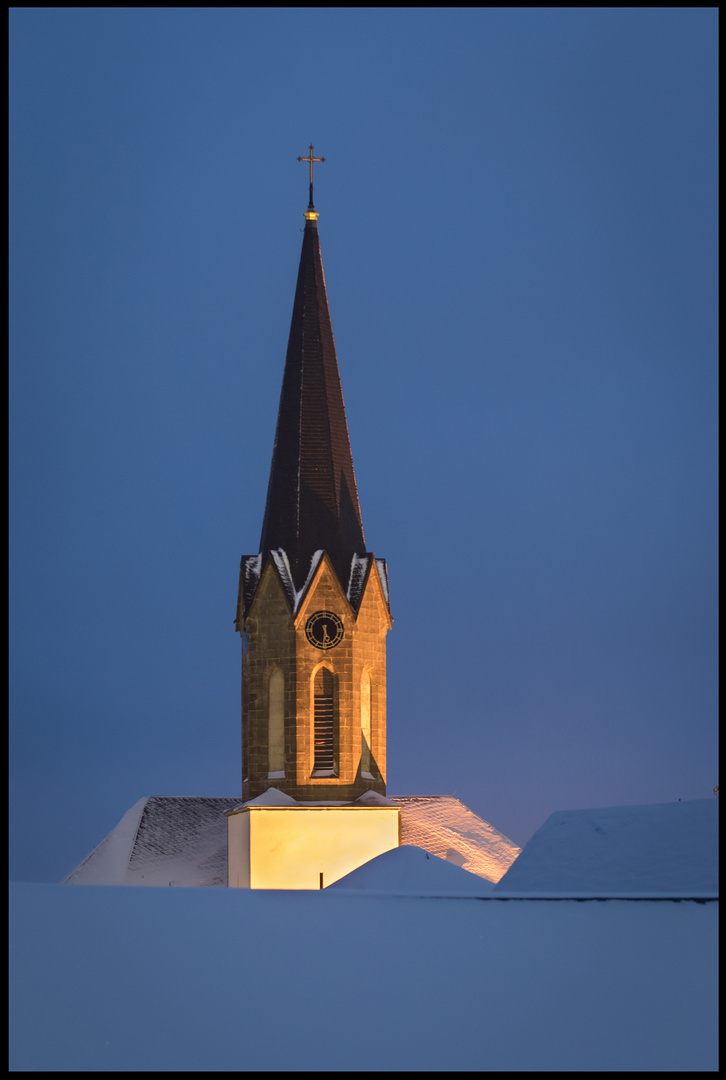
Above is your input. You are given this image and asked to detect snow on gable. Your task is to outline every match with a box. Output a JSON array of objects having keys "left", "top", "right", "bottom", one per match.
[
  {"left": 244, "top": 553, "right": 262, "bottom": 591},
  {"left": 237, "top": 787, "right": 298, "bottom": 807},
  {"left": 346, "top": 552, "right": 370, "bottom": 610},
  {"left": 294, "top": 548, "right": 324, "bottom": 612},
  {"left": 346, "top": 553, "right": 391, "bottom": 616},
  {"left": 375, "top": 558, "right": 389, "bottom": 607},
  {"left": 241, "top": 553, "right": 263, "bottom": 615},
  {"left": 494, "top": 798, "right": 719, "bottom": 896},
  {"left": 269, "top": 548, "right": 324, "bottom": 613},
  {"left": 268, "top": 549, "right": 297, "bottom": 609},
  {"left": 353, "top": 790, "right": 397, "bottom": 807}
]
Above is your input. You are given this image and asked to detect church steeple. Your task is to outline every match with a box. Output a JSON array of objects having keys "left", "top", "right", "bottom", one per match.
[
  {"left": 236, "top": 157, "right": 391, "bottom": 805},
  {"left": 258, "top": 206, "right": 365, "bottom": 593}
]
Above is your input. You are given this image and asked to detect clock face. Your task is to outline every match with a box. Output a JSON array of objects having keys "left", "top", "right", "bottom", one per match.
[{"left": 305, "top": 610, "right": 344, "bottom": 650}]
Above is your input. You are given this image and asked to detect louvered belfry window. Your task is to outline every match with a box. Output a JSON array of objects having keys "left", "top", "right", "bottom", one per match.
[{"left": 313, "top": 667, "right": 336, "bottom": 773}]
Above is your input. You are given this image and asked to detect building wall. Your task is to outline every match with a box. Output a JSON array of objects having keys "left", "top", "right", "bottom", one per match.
[
  {"left": 351, "top": 562, "right": 389, "bottom": 789},
  {"left": 227, "top": 805, "right": 400, "bottom": 889},
  {"left": 241, "top": 564, "right": 296, "bottom": 797},
  {"left": 227, "top": 808, "right": 250, "bottom": 888},
  {"left": 242, "top": 555, "right": 391, "bottom": 802}
]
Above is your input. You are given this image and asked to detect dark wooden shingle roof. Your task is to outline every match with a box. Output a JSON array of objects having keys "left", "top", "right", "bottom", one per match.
[{"left": 258, "top": 216, "right": 366, "bottom": 593}]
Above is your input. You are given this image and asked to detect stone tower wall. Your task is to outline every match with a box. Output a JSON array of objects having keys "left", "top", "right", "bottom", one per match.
[{"left": 242, "top": 555, "right": 389, "bottom": 802}]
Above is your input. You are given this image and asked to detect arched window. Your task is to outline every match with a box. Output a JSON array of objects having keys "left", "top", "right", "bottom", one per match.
[
  {"left": 268, "top": 668, "right": 285, "bottom": 777},
  {"left": 361, "top": 670, "right": 374, "bottom": 779},
  {"left": 312, "top": 667, "right": 336, "bottom": 775}
]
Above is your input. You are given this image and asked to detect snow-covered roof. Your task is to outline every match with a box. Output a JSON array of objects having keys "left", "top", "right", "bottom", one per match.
[
  {"left": 389, "top": 795, "right": 520, "bottom": 883},
  {"left": 63, "top": 793, "right": 516, "bottom": 887},
  {"left": 345, "top": 553, "right": 390, "bottom": 612},
  {"left": 64, "top": 797, "right": 240, "bottom": 887},
  {"left": 268, "top": 547, "right": 324, "bottom": 613},
  {"left": 346, "top": 551, "right": 370, "bottom": 609},
  {"left": 493, "top": 798, "right": 718, "bottom": 897}
]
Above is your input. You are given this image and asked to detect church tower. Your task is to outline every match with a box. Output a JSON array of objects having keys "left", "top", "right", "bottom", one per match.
[
  {"left": 64, "top": 150, "right": 521, "bottom": 893},
  {"left": 234, "top": 149, "right": 392, "bottom": 805}
]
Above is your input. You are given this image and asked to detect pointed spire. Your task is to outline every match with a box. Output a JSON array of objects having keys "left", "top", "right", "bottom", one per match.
[{"left": 258, "top": 190, "right": 366, "bottom": 592}]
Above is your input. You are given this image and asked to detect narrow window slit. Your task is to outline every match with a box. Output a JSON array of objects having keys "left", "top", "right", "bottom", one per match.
[{"left": 313, "top": 668, "right": 336, "bottom": 774}]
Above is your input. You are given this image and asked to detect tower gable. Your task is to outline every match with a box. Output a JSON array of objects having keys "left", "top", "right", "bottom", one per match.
[
  {"left": 346, "top": 554, "right": 392, "bottom": 624},
  {"left": 293, "top": 550, "right": 353, "bottom": 628},
  {"left": 238, "top": 548, "right": 326, "bottom": 626},
  {"left": 245, "top": 554, "right": 293, "bottom": 622}
]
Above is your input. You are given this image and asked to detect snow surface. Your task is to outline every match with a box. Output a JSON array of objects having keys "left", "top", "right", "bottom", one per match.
[
  {"left": 328, "top": 843, "right": 496, "bottom": 895},
  {"left": 269, "top": 547, "right": 324, "bottom": 613},
  {"left": 494, "top": 798, "right": 718, "bottom": 896},
  {"left": 9, "top": 883, "right": 717, "bottom": 1071}
]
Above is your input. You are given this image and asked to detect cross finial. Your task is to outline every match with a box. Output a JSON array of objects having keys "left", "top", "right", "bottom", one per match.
[{"left": 297, "top": 143, "right": 325, "bottom": 211}]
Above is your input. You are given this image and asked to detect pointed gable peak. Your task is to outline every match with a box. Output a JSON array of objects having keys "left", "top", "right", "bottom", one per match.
[{"left": 346, "top": 553, "right": 391, "bottom": 617}]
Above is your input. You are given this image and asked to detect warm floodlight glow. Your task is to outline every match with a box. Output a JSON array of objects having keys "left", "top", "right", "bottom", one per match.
[{"left": 227, "top": 804, "right": 400, "bottom": 889}]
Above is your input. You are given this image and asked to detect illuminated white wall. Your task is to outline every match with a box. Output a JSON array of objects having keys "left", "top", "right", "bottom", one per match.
[{"left": 227, "top": 805, "right": 400, "bottom": 889}]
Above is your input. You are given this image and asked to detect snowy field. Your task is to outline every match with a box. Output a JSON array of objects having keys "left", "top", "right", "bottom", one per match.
[{"left": 9, "top": 882, "right": 717, "bottom": 1071}]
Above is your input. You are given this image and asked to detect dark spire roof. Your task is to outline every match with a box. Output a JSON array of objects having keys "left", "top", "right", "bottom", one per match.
[{"left": 258, "top": 214, "right": 366, "bottom": 592}]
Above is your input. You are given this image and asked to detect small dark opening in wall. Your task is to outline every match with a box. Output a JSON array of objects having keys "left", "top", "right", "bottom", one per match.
[
  {"left": 320, "top": 871, "right": 324, "bottom": 889},
  {"left": 313, "top": 667, "right": 336, "bottom": 772}
]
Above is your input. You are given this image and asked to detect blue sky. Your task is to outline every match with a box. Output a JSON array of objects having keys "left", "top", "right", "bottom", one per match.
[{"left": 10, "top": 8, "right": 718, "bottom": 883}]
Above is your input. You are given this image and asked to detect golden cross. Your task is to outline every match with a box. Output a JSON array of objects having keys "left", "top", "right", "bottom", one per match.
[
  {"left": 297, "top": 143, "right": 326, "bottom": 186},
  {"left": 298, "top": 141, "right": 326, "bottom": 208}
]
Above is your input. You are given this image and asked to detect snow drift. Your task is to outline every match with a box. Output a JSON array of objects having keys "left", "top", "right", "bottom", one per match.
[{"left": 328, "top": 843, "right": 496, "bottom": 894}]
